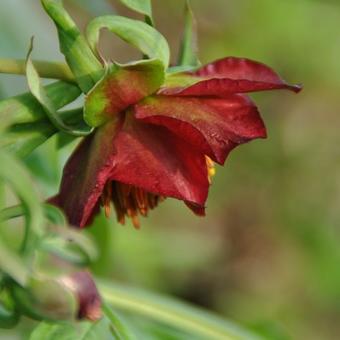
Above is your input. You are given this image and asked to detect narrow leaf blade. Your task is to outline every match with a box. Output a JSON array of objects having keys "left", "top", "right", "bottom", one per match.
[
  {"left": 86, "top": 16, "right": 170, "bottom": 68},
  {"left": 1, "top": 108, "right": 84, "bottom": 158},
  {"left": 99, "top": 280, "right": 263, "bottom": 340},
  {"left": 0, "top": 81, "right": 81, "bottom": 125},
  {"left": 178, "top": 0, "right": 200, "bottom": 67},
  {"left": 30, "top": 318, "right": 116, "bottom": 340},
  {"left": 25, "top": 40, "right": 92, "bottom": 136},
  {"left": 118, "top": 0, "right": 153, "bottom": 25}
]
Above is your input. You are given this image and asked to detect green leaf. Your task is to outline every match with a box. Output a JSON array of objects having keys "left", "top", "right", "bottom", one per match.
[
  {"left": 41, "top": 0, "right": 103, "bottom": 93},
  {"left": 1, "top": 108, "right": 84, "bottom": 158},
  {"left": 25, "top": 39, "right": 93, "bottom": 137},
  {"left": 178, "top": 0, "right": 200, "bottom": 67},
  {"left": 0, "top": 80, "right": 82, "bottom": 158},
  {"left": 0, "top": 303, "right": 20, "bottom": 329},
  {"left": 98, "top": 280, "right": 263, "bottom": 340},
  {"left": 0, "top": 150, "right": 44, "bottom": 255},
  {"left": 117, "top": 0, "right": 153, "bottom": 25},
  {"left": 0, "top": 81, "right": 81, "bottom": 125},
  {"left": 1, "top": 121, "right": 62, "bottom": 158},
  {"left": 84, "top": 59, "right": 165, "bottom": 127},
  {"left": 102, "top": 302, "right": 137, "bottom": 340},
  {"left": 86, "top": 16, "right": 169, "bottom": 68},
  {"left": 30, "top": 318, "right": 116, "bottom": 340}
]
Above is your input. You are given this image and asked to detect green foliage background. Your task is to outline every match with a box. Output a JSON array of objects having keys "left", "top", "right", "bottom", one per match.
[{"left": 0, "top": 0, "right": 339, "bottom": 339}]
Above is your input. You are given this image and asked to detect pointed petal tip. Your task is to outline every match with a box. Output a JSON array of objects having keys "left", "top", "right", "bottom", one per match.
[
  {"left": 258, "top": 126, "right": 268, "bottom": 140},
  {"left": 290, "top": 83, "right": 303, "bottom": 93},
  {"left": 185, "top": 201, "right": 206, "bottom": 216}
]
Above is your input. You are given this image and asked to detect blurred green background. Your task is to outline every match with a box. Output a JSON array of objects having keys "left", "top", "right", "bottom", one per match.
[{"left": 1, "top": 0, "right": 340, "bottom": 339}]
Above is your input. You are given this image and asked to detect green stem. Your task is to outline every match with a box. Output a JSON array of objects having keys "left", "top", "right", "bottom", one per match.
[
  {"left": 98, "top": 281, "right": 262, "bottom": 340},
  {"left": 0, "top": 204, "right": 66, "bottom": 226},
  {"left": 0, "top": 58, "right": 75, "bottom": 82},
  {"left": 0, "top": 238, "right": 29, "bottom": 286}
]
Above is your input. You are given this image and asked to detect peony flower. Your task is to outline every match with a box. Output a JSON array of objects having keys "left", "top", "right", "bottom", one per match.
[{"left": 51, "top": 57, "right": 300, "bottom": 228}]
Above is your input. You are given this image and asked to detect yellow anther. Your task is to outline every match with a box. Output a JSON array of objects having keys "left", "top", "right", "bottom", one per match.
[{"left": 205, "top": 156, "right": 216, "bottom": 184}]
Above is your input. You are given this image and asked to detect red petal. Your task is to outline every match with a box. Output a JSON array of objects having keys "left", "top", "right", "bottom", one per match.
[
  {"left": 185, "top": 201, "right": 206, "bottom": 216},
  {"left": 134, "top": 94, "right": 266, "bottom": 164},
  {"left": 109, "top": 113, "right": 209, "bottom": 206},
  {"left": 53, "top": 121, "right": 121, "bottom": 227},
  {"left": 160, "top": 57, "right": 301, "bottom": 96}
]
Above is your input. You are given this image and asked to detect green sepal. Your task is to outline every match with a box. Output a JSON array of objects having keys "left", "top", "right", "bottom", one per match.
[
  {"left": 167, "top": 65, "right": 199, "bottom": 74},
  {"left": 162, "top": 71, "right": 202, "bottom": 91},
  {"left": 85, "top": 59, "right": 165, "bottom": 127},
  {"left": 86, "top": 15, "right": 170, "bottom": 68},
  {"left": 41, "top": 0, "right": 103, "bottom": 93}
]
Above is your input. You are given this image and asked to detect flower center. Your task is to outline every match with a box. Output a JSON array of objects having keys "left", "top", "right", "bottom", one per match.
[
  {"left": 101, "top": 181, "right": 165, "bottom": 229},
  {"left": 101, "top": 158, "right": 214, "bottom": 228}
]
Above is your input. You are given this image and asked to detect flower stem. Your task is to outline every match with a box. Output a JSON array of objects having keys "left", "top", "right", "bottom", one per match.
[{"left": 0, "top": 58, "right": 75, "bottom": 82}]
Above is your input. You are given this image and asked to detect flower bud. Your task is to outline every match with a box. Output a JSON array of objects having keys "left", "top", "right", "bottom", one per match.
[
  {"left": 10, "top": 271, "right": 101, "bottom": 322},
  {"left": 59, "top": 271, "right": 102, "bottom": 321}
]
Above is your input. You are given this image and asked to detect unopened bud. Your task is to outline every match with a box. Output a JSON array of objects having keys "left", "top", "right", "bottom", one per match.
[
  {"left": 59, "top": 271, "right": 102, "bottom": 321},
  {"left": 10, "top": 271, "right": 101, "bottom": 322}
]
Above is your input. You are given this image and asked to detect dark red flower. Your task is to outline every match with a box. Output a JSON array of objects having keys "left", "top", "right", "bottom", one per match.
[{"left": 52, "top": 57, "right": 301, "bottom": 228}]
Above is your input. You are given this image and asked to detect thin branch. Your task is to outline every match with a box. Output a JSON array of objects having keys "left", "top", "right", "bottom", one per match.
[{"left": 0, "top": 58, "right": 75, "bottom": 82}]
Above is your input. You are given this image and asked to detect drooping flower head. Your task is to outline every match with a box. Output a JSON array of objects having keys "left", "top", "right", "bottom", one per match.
[
  {"left": 52, "top": 57, "right": 301, "bottom": 228},
  {"left": 42, "top": 0, "right": 301, "bottom": 229}
]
